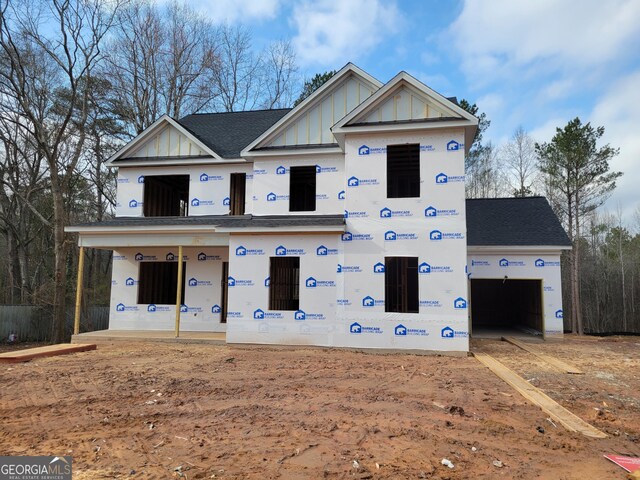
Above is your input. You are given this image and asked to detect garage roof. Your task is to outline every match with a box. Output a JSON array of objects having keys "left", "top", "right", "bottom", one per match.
[{"left": 466, "top": 197, "right": 571, "bottom": 247}]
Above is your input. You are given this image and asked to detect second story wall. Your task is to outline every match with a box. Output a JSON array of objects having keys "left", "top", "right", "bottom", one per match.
[
  {"left": 115, "top": 163, "right": 254, "bottom": 217},
  {"left": 251, "top": 154, "right": 345, "bottom": 216}
]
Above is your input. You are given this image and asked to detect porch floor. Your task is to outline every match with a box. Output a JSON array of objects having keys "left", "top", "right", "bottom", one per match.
[{"left": 71, "top": 330, "right": 226, "bottom": 345}]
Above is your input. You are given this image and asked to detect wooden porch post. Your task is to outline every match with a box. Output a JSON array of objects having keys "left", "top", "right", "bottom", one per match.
[
  {"left": 174, "top": 245, "right": 184, "bottom": 337},
  {"left": 73, "top": 246, "right": 85, "bottom": 336}
]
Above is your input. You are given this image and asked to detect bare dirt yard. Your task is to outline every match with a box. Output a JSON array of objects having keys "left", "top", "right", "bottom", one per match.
[{"left": 1, "top": 335, "right": 639, "bottom": 479}]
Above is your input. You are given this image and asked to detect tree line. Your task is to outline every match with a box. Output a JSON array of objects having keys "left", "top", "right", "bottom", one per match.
[
  {"left": 463, "top": 101, "right": 636, "bottom": 335},
  {"left": 0, "top": 0, "right": 635, "bottom": 341},
  {"left": 0, "top": 0, "right": 301, "bottom": 342}
]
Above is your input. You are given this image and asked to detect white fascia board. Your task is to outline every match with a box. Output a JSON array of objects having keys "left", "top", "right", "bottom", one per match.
[
  {"left": 332, "top": 120, "right": 476, "bottom": 149},
  {"left": 243, "top": 147, "right": 344, "bottom": 158},
  {"left": 105, "top": 114, "right": 224, "bottom": 166},
  {"left": 110, "top": 157, "right": 247, "bottom": 168},
  {"left": 241, "top": 63, "right": 382, "bottom": 157},
  {"left": 76, "top": 232, "right": 230, "bottom": 248},
  {"left": 467, "top": 245, "right": 572, "bottom": 254},
  {"left": 217, "top": 225, "right": 346, "bottom": 234},
  {"left": 66, "top": 224, "right": 218, "bottom": 235}
]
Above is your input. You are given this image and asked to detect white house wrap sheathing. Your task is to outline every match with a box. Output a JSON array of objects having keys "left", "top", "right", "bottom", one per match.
[
  {"left": 109, "top": 247, "right": 228, "bottom": 332},
  {"left": 226, "top": 130, "right": 470, "bottom": 351},
  {"left": 251, "top": 154, "right": 344, "bottom": 216},
  {"left": 467, "top": 253, "right": 564, "bottom": 337},
  {"left": 115, "top": 163, "right": 254, "bottom": 217}
]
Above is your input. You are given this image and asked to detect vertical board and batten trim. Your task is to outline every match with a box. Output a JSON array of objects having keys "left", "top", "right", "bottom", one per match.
[{"left": 131, "top": 125, "right": 207, "bottom": 158}]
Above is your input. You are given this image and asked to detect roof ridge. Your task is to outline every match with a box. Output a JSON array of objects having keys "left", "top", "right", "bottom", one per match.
[
  {"left": 466, "top": 196, "right": 546, "bottom": 201},
  {"left": 182, "top": 108, "right": 292, "bottom": 118}
]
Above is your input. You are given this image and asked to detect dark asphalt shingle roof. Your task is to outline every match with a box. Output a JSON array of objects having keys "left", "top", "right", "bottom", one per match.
[
  {"left": 466, "top": 197, "right": 571, "bottom": 247},
  {"left": 72, "top": 214, "right": 346, "bottom": 229},
  {"left": 73, "top": 197, "right": 569, "bottom": 248},
  {"left": 178, "top": 109, "right": 291, "bottom": 158}
]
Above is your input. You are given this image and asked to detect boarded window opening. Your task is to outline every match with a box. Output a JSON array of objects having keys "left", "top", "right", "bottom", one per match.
[
  {"left": 387, "top": 144, "right": 420, "bottom": 198},
  {"left": 137, "top": 261, "right": 185, "bottom": 305},
  {"left": 230, "top": 173, "right": 246, "bottom": 216},
  {"left": 269, "top": 257, "right": 300, "bottom": 311},
  {"left": 289, "top": 166, "right": 316, "bottom": 212},
  {"left": 143, "top": 175, "right": 189, "bottom": 216},
  {"left": 385, "top": 257, "right": 419, "bottom": 313}
]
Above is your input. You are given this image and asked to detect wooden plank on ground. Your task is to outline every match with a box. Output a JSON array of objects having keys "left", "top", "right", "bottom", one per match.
[
  {"left": 502, "top": 336, "right": 583, "bottom": 374},
  {"left": 0, "top": 343, "right": 96, "bottom": 363},
  {"left": 473, "top": 352, "right": 606, "bottom": 439}
]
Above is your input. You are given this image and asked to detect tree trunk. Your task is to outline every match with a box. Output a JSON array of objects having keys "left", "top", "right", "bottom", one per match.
[{"left": 51, "top": 189, "right": 69, "bottom": 343}]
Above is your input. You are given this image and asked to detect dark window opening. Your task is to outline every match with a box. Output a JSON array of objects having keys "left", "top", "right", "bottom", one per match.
[
  {"left": 269, "top": 257, "right": 300, "bottom": 311},
  {"left": 289, "top": 166, "right": 316, "bottom": 212},
  {"left": 387, "top": 144, "right": 420, "bottom": 198},
  {"left": 385, "top": 257, "right": 419, "bottom": 313},
  {"left": 143, "top": 175, "right": 189, "bottom": 216},
  {"left": 137, "top": 261, "right": 186, "bottom": 305},
  {"left": 229, "top": 173, "right": 246, "bottom": 216}
]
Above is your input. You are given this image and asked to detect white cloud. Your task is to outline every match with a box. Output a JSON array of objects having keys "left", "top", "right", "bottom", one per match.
[
  {"left": 529, "top": 117, "right": 565, "bottom": 144},
  {"left": 194, "top": 0, "right": 281, "bottom": 24},
  {"left": 448, "top": 0, "right": 640, "bottom": 84},
  {"left": 591, "top": 70, "right": 640, "bottom": 222},
  {"left": 291, "top": 0, "right": 401, "bottom": 67}
]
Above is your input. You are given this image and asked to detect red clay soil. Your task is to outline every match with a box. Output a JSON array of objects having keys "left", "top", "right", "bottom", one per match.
[{"left": 0, "top": 336, "right": 639, "bottom": 479}]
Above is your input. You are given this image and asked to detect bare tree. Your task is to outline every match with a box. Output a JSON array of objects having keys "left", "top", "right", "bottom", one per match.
[
  {"left": 501, "top": 126, "right": 539, "bottom": 196},
  {"left": 0, "top": 0, "right": 121, "bottom": 342},
  {"left": 261, "top": 40, "right": 298, "bottom": 109},
  {"left": 105, "top": 1, "right": 219, "bottom": 136},
  {"left": 104, "top": 1, "right": 163, "bottom": 135},
  {"left": 465, "top": 142, "right": 505, "bottom": 198},
  {"left": 212, "top": 25, "right": 262, "bottom": 112}
]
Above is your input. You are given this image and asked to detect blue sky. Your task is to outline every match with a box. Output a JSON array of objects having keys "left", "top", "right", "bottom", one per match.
[{"left": 192, "top": 0, "right": 640, "bottom": 224}]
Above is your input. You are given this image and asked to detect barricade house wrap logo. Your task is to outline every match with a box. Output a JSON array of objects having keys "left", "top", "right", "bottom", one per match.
[
  {"left": 535, "top": 258, "right": 561, "bottom": 267},
  {"left": 235, "top": 245, "right": 264, "bottom": 256},
  {"left": 380, "top": 207, "right": 412, "bottom": 218},
  {"left": 419, "top": 262, "right": 453, "bottom": 274},
  {"left": 316, "top": 245, "right": 338, "bottom": 256},
  {"left": 347, "top": 175, "right": 379, "bottom": 187},
  {"left": 424, "top": 205, "right": 458, "bottom": 217},
  {"left": 384, "top": 230, "right": 418, "bottom": 241},
  {"left": 350, "top": 322, "right": 383, "bottom": 334},
  {"left": 429, "top": 230, "right": 464, "bottom": 241},
  {"left": 499, "top": 258, "right": 526, "bottom": 267},
  {"left": 199, "top": 173, "right": 223, "bottom": 182},
  {"left": 191, "top": 197, "right": 214, "bottom": 207},
  {"left": 1, "top": 455, "right": 72, "bottom": 479},
  {"left": 441, "top": 326, "right": 468, "bottom": 338},
  {"left": 395, "top": 324, "right": 429, "bottom": 336},
  {"left": 267, "top": 192, "right": 289, "bottom": 202},
  {"left": 275, "top": 245, "right": 305, "bottom": 256},
  {"left": 305, "top": 277, "right": 335, "bottom": 288},
  {"left": 341, "top": 231, "right": 373, "bottom": 242},
  {"left": 362, "top": 295, "right": 384, "bottom": 307},
  {"left": 446, "top": 140, "right": 464, "bottom": 151},
  {"left": 435, "top": 172, "right": 465, "bottom": 184}
]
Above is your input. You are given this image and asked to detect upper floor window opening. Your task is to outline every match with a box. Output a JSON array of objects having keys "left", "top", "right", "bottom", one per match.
[
  {"left": 143, "top": 175, "right": 189, "bottom": 217},
  {"left": 387, "top": 144, "right": 420, "bottom": 198}
]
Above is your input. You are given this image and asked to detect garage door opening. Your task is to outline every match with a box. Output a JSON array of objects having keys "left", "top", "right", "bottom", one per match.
[{"left": 470, "top": 279, "right": 543, "bottom": 337}]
